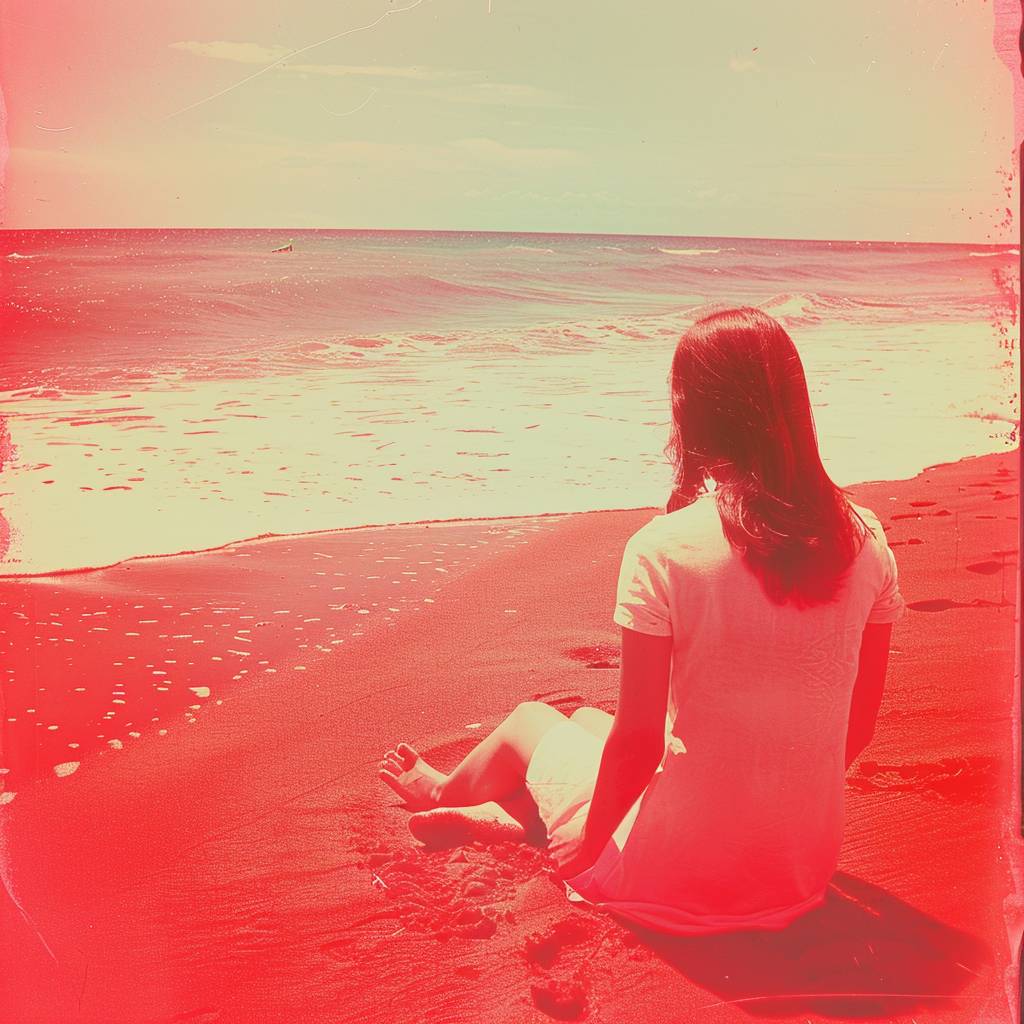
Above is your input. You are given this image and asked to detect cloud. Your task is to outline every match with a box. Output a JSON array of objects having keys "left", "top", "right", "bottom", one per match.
[
  {"left": 288, "top": 62, "right": 451, "bottom": 80},
  {"left": 170, "top": 40, "right": 452, "bottom": 80},
  {"left": 728, "top": 57, "right": 760, "bottom": 73},
  {"left": 228, "top": 135, "right": 577, "bottom": 175},
  {"left": 170, "top": 41, "right": 562, "bottom": 99},
  {"left": 171, "top": 40, "right": 289, "bottom": 64}
]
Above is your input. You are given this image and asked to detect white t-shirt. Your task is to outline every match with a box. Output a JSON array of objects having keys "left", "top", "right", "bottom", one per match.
[{"left": 565, "top": 492, "right": 906, "bottom": 933}]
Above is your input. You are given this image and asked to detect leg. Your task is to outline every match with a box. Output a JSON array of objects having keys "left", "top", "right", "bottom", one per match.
[
  {"left": 483, "top": 708, "right": 611, "bottom": 846},
  {"left": 569, "top": 706, "right": 614, "bottom": 743},
  {"left": 408, "top": 789, "right": 547, "bottom": 848},
  {"left": 439, "top": 700, "right": 568, "bottom": 807},
  {"left": 379, "top": 700, "right": 567, "bottom": 811}
]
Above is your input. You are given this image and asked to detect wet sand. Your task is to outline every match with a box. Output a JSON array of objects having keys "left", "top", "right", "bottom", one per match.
[{"left": 1, "top": 450, "right": 1020, "bottom": 1023}]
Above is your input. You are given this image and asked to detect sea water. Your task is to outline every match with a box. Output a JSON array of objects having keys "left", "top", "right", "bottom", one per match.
[{"left": 1, "top": 229, "right": 1018, "bottom": 575}]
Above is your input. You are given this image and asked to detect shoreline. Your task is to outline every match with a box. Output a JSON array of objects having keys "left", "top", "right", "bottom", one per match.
[{"left": 1, "top": 446, "right": 1016, "bottom": 582}]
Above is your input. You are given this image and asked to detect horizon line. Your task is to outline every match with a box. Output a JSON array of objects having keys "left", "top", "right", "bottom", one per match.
[{"left": 0, "top": 224, "right": 1015, "bottom": 249}]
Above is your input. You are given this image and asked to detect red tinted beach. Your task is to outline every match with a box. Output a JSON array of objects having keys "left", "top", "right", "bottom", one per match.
[
  {"left": 2, "top": 449, "right": 1018, "bottom": 1023},
  {"left": 2, "top": 0, "right": 1021, "bottom": 1010}
]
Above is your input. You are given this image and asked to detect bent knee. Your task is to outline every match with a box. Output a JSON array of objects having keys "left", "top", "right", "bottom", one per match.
[
  {"left": 569, "top": 706, "right": 614, "bottom": 739},
  {"left": 507, "top": 701, "right": 568, "bottom": 765},
  {"left": 510, "top": 701, "right": 568, "bottom": 740},
  {"left": 570, "top": 706, "right": 612, "bottom": 726},
  {"left": 514, "top": 700, "right": 566, "bottom": 723}
]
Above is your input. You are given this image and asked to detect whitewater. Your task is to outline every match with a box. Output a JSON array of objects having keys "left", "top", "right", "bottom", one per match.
[{"left": 0, "top": 229, "right": 1017, "bottom": 575}]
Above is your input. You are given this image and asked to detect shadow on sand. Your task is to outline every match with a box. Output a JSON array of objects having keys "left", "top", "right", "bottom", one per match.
[{"left": 623, "top": 871, "right": 992, "bottom": 1018}]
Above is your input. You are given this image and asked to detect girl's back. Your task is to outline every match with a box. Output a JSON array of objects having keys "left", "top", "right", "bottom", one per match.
[{"left": 570, "top": 493, "right": 905, "bottom": 932}]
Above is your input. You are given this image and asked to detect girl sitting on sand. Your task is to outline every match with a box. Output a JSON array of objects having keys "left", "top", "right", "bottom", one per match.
[{"left": 380, "top": 306, "right": 905, "bottom": 934}]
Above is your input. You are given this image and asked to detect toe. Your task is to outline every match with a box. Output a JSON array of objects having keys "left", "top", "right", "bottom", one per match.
[
  {"left": 397, "top": 742, "right": 419, "bottom": 766},
  {"left": 379, "top": 769, "right": 403, "bottom": 797}
]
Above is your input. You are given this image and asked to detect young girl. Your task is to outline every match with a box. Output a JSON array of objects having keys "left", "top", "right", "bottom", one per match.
[{"left": 380, "top": 306, "right": 905, "bottom": 935}]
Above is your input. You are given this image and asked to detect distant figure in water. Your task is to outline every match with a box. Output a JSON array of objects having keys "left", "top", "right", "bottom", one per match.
[{"left": 380, "top": 306, "right": 905, "bottom": 934}]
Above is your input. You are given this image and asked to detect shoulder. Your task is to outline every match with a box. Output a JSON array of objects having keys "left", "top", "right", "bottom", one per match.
[
  {"left": 845, "top": 502, "right": 901, "bottom": 583},
  {"left": 848, "top": 500, "right": 881, "bottom": 525},
  {"left": 625, "top": 493, "right": 719, "bottom": 557},
  {"left": 847, "top": 501, "right": 887, "bottom": 545}
]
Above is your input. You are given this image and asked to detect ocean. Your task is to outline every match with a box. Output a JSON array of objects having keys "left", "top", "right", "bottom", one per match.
[{"left": 1, "top": 229, "right": 1018, "bottom": 576}]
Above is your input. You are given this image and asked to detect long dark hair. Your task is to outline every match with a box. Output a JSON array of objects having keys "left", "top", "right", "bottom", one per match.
[{"left": 664, "top": 306, "right": 868, "bottom": 607}]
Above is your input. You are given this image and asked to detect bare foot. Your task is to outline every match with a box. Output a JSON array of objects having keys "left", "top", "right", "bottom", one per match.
[
  {"left": 379, "top": 743, "right": 447, "bottom": 810},
  {"left": 409, "top": 803, "right": 526, "bottom": 848}
]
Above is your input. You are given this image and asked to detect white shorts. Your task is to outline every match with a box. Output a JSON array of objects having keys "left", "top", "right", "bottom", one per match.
[
  {"left": 524, "top": 719, "right": 605, "bottom": 844},
  {"left": 524, "top": 717, "right": 658, "bottom": 859}
]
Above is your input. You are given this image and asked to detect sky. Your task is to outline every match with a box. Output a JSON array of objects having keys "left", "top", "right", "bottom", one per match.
[{"left": 0, "top": 0, "right": 1019, "bottom": 241}]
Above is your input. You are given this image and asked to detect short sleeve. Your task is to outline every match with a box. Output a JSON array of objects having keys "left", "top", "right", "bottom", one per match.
[
  {"left": 613, "top": 528, "right": 672, "bottom": 637},
  {"left": 867, "top": 535, "right": 906, "bottom": 625}
]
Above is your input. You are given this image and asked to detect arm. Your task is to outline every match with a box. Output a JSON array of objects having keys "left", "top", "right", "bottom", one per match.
[
  {"left": 845, "top": 621, "right": 893, "bottom": 770},
  {"left": 558, "top": 626, "right": 673, "bottom": 875}
]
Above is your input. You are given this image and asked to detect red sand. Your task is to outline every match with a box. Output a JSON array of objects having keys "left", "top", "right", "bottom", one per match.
[{"left": 1, "top": 450, "right": 1020, "bottom": 1023}]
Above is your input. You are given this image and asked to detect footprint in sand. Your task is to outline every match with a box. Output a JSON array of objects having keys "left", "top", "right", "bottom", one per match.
[
  {"left": 850, "top": 756, "right": 999, "bottom": 802},
  {"left": 522, "top": 913, "right": 647, "bottom": 1021},
  {"left": 530, "top": 974, "right": 591, "bottom": 1021},
  {"left": 907, "top": 599, "right": 959, "bottom": 612},
  {"left": 907, "top": 597, "right": 1008, "bottom": 612},
  {"left": 965, "top": 560, "right": 1004, "bottom": 575},
  {"left": 525, "top": 918, "right": 594, "bottom": 968},
  {"left": 525, "top": 920, "right": 596, "bottom": 1020},
  {"left": 530, "top": 689, "right": 587, "bottom": 712},
  {"left": 563, "top": 643, "right": 620, "bottom": 670},
  {"left": 335, "top": 831, "right": 545, "bottom": 952}
]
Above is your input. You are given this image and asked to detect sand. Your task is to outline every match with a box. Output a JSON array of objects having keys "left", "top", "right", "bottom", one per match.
[{"left": 0, "top": 449, "right": 1020, "bottom": 1023}]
